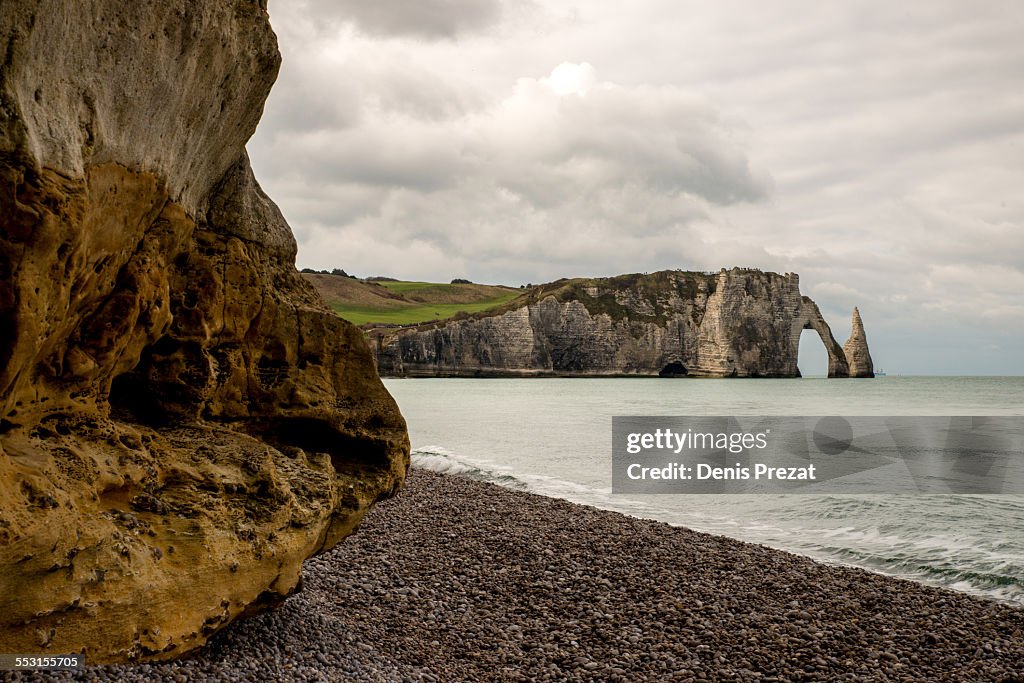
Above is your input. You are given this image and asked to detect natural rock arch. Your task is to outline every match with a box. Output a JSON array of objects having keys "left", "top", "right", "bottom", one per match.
[{"left": 791, "top": 297, "right": 850, "bottom": 378}]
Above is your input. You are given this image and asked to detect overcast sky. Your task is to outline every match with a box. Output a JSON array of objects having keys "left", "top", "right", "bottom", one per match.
[{"left": 249, "top": 0, "right": 1024, "bottom": 376}]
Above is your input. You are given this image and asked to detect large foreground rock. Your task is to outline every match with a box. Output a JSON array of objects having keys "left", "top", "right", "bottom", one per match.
[
  {"left": 0, "top": 0, "right": 408, "bottom": 662},
  {"left": 371, "top": 269, "right": 854, "bottom": 378}
]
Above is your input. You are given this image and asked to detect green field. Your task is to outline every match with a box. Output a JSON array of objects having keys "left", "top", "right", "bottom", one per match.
[
  {"left": 374, "top": 281, "right": 452, "bottom": 294},
  {"left": 303, "top": 275, "right": 523, "bottom": 326},
  {"left": 330, "top": 296, "right": 520, "bottom": 325}
]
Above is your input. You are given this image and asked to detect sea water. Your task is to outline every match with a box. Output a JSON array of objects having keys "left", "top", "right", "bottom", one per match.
[{"left": 384, "top": 376, "right": 1024, "bottom": 606}]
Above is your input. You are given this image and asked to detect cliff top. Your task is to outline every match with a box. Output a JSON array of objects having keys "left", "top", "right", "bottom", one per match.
[{"left": 364, "top": 267, "right": 798, "bottom": 334}]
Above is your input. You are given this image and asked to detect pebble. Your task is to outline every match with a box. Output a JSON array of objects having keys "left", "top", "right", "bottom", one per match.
[{"left": 13, "top": 469, "right": 1024, "bottom": 682}]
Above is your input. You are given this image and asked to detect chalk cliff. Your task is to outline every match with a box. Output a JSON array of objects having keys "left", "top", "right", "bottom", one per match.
[
  {"left": 0, "top": 0, "right": 408, "bottom": 662},
  {"left": 370, "top": 269, "right": 855, "bottom": 378},
  {"left": 843, "top": 307, "right": 875, "bottom": 378}
]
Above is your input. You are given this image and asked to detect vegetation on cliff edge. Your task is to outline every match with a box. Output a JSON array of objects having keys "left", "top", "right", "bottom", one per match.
[{"left": 303, "top": 273, "right": 521, "bottom": 325}]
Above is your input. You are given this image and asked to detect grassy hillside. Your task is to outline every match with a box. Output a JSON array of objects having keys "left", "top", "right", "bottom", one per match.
[{"left": 304, "top": 274, "right": 522, "bottom": 326}]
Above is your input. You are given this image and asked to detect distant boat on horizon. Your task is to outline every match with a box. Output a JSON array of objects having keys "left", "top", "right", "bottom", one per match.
[{"left": 875, "top": 368, "right": 887, "bottom": 377}]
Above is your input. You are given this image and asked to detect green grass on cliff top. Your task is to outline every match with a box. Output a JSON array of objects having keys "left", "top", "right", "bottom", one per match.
[
  {"left": 330, "top": 297, "right": 520, "bottom": 325},
  {"left": 304, "top": 275, "right": 522, "bottom": 325}
]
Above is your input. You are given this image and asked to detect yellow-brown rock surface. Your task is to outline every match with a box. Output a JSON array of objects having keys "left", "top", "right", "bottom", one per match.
[{"left": 0, "top": 0, "right": 408, "bottom": 662}]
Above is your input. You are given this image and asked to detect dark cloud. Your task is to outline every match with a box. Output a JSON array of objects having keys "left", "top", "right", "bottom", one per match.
[{"left": 258, "top": 66, "right": 363, "bottom": 135}]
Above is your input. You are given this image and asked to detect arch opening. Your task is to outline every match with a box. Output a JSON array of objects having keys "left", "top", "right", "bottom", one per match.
[{"left": 798, "top": 327, "right": 828, "bottom": 378}]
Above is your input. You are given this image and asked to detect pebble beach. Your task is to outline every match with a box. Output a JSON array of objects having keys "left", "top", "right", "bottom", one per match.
[{"left": 17, "top": 468, "right": 1024, "bottom": 682}]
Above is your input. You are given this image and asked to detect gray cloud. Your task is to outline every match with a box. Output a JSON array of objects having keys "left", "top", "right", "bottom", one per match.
[
  {"left": 303, "top": 0, "right": 502, "bottom": 39},
  {"left": 251, "top": 58, "right": 770, "bottom": 269}
]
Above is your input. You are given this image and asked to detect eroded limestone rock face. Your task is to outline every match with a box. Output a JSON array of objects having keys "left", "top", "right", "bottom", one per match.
[
  {"left": 0, "top": 0, "right": 408, "bottom": 662},
  {"left": 843, "top": 307, "right": 875, "bottom": 378},
  {"left": 371, "top": 268, "right": 852, "bottom": 378}
]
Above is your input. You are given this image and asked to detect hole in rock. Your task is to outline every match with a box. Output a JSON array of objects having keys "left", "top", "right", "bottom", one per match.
[
  {"left": 109, "top": 372, "right": 171, "bottom": 427},
  {"left": 0, "top": 313, "right": 14, "bottom": 371},
  {"left": 658, "top": 361, "right": 688, "bottom": 377},
  {"left": 149, "top": 335, "right": 182, "bottom": 356},
  {"left": 182, "top": 289, "right": 200, "bottom": 309},
  {"left": 256, "top": 355, "right": 288, "bottom": 388},
  {"left": 259, "top": 417, "right": 392, "bottom": 475}
]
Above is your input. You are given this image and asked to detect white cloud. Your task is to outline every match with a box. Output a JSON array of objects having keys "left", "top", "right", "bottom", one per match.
[{"left": 545, "top": 62, "right": 597, "bottom": 96}]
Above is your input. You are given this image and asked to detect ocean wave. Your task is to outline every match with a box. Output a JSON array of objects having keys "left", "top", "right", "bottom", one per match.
[{"left": 411, "top": 446, "right": 677, "bottom": 521}]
